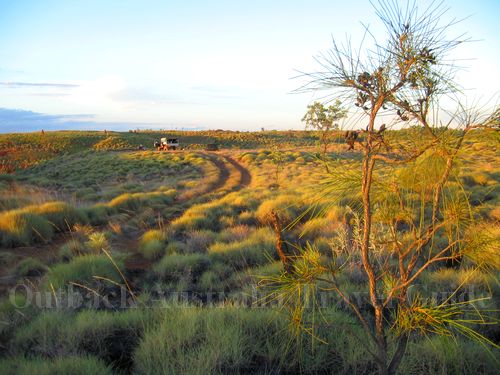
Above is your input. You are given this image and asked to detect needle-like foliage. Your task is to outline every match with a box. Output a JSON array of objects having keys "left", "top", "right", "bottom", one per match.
[{"left": 263, "top": 1, "right": 499, "bottom": 374}]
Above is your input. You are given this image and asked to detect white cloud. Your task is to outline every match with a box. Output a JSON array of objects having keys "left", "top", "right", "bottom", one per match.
[{"left": 65, "top": 75, "right": 128, "bottom": 112}]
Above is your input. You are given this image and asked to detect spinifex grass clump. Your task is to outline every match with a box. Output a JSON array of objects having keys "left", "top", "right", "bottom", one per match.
[
  {"left": 15, "top": 257, "right": 48, "bottom": 277},
  {"left": 0, "top": 356, "right": 113, "bottom": 375},
  {"left": 133, "top": 306, "right": 376, "bottom": 374},
  {"left": 10, "top": 309, "right": 156, "bottom": 370},
  {"left": 46, "top": 254, "right": 125, "bottom": 292},
  {"left": 30, "top": 201, "right": 88, "bottom": 232},
  {"left": 208, "top": 227, "right": 276, "bottom": 270},
  {"left": 0, "top": 201, "right": 89, "bottom": 247},
  {"left": 0, "top": 209, "right": 53, "bottom": 247},
  {"left": 152, "top": 253, "right": 211, "bottom": 285},
  {"left": 139, "top": 229, "right": 168, "bottom": 260},
  {"left": 108, "top": 191, "right": 176, "bottom": 212}
]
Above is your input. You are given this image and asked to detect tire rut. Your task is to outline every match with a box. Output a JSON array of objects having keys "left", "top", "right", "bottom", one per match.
[{"left": 125, "top": 152, "right": 251, "bottom": 272}]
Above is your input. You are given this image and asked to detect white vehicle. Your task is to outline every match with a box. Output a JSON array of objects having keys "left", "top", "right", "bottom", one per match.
[{"left": 154, "top": 137, "right": 179, "bottom": 151}]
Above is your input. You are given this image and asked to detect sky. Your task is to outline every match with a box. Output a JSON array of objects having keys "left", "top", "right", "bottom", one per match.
[{"left": 0, "top": 0, "right": 499, "bottom": 133}]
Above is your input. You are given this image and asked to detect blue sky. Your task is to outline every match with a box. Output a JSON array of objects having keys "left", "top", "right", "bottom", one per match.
[{"left": 0, "top": 0, "right": 499, "bottom": 132}]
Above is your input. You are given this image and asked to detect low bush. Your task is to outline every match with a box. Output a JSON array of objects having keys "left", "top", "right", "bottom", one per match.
[
  {"left": 108, "top": 193, "right": 141, "bottom": 211},
  {"left": 108, "top": 191, "right": 176, "bottom": 213},
  {"left": 0, "top": 201, "right": 90, "bottom": 247},
  {"left": 0, "top": 293, "right": 37, "bottom": 350},
  {"left": 133, "top": 306, "right": 370, "bottom": 374},
  {"left": 0, "top": 210, "right": 53, "bottom": 247},
  {"left": 400, "top": 335, "right": 498, "bottom": 374},
  {"left": 237, "top": 210, "right": 256, "bottom": 225},
  {"left": 46, "top": 255, "right": 124, "bottom": 292},
  {"left": 420, "top": 268, "right": 495, "bottom": 294},
  {"left": 299, "top": 217, "right": 339, "bottom": 240},
  {"left": 15, "top": 257, "right": 48, "bottom": 277},
  {"left": 133, "top": 307, "right": 291, "bottom": 374},
  {"left": 217, "top": 225, "right": 252, "bottom": 243},
  {"left": 208, "top": 228, "right": 276, "bottom": 270},
  {"left": 140, "top": 229, "right": 167, "bottom": 244},
  {"left": 58, "top": 239, "right": 88, "bottom": 261},
  {"left": 85, "top": 232, "right": 111, "bottom": 253},
  {"left": 227, "top": 261, "right": 283, "bottom": 294},
  {"left": 0, "top": 356, "right": 113, "bottom": 375},
  {"left": 196, "top": 262, "right": 235, "bottom": 293},
  {"left": 165, "top": 240, "right": 187, "bottom": 255},
  {"left": 152, "top": 253, "right": 211, "bottom": 285},
  {"left": 171, "top": 200, "right": 240, "bottom": 232},
  {"left": 185, "top": 229, "right": 217, "bottom": 253},
  {"left": 12, "top": 309, "right": 156, "bottom": 369},
  {"left": 83, "top": 204, "right": 116, "bottom": 226},
  {"left": 171, "top": 212, "right": 213, "bottom": 232},
  {"left": 30, "top": 201, "right": 88, "bottom": 232},
  {"left": 139, "top": 229, "right": 167, "bottom": 260},
  {"left": 141, "top": 240, "right": 164, "bottom": 260},
  {"left": 255, "top": 194, "right": 305, "bottom": 225}
]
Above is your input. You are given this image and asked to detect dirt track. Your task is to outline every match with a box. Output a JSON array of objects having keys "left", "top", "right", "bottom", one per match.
[
  {"left": 0, "top": 151, "right": 253, "bottom": 293},
  {"left": 124, "top": 152, "right": 252, "bottom": 272},
  {"left": 176, "top": 152, "right": 251, "bottom": 201}
]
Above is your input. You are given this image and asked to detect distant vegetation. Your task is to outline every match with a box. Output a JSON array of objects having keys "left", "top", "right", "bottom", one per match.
[{"left": 0, "top": 129, "right": 322, "bottom": 173}]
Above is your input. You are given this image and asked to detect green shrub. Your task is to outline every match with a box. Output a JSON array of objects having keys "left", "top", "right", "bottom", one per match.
[
  {"left": 30, "top": 201, "right": 88, "bottom": 231},
  {"left": 185, "top": 229, "right": 217, "bottom": 253},
  {"left": 255, "top": 194, "right": 304, "bottom": 224},
  {"left": 171, "top": 212, "right": 213, "bottom": 232},
  {"left": 0, "top": 293, "right": 37, "bottom": 349},
  {"left": 228, "top": 261, "right": 283, "bottom": 293},
  {"left": 46, "top": 255, "right": 124, "bottom": 291},
  {"left": 12, "top": 309, "right": 156, "bottom": 368},
  {"left": 171, "top": 200, "right": 239, "bottom": 232},
  {"left": 217, "top": 225, "right": 252, "bottom": 243},
  {"left": 15, "top": 257, "right": 48, "bottom": 277},
  {"left": 108, "top": 193, "right": 141, "bottom": 211},
  {"left": 0, "top": 210, "right": 53, "bottom": 247},
  {"left": 85, "top": 232, "right": 111, "bottom": 253},
  {"left": 108, "top": 191, "right": 176, "bottom": 213},
  {"left": 400, "top": 335, "right": 498, "bottom": 374},
  {"left": 133, "top": 307, "right": 290, "bottom": 374},
  {"left": 58, "top": 239, "right": 87, "bottom": 261},
  {"left": 0, "top": 356, "right": 113, "bottom": 375},
  {"left": 165, "top": 240, "right": 187, "bottom": 255},
  {"left": 141, "top": 229, "right": 167, "bottom": 244},
  {"left": 153, "top": 253, "right": 211, "bottom": 284},
  {"left": 139, "top": 230, "right": 167, "bottom": 260},
  {"left": 141, "top": 240, "right": 164, "bottom": 260},
  {"left": 237, "top": 211, "right": 256, "bottom": 225},
  {"left": 421, "top": 268, "right": 495, "bottom": 294},
  {"left": 134, "top": 306, "right": 369, "bottom": 374},
  {"left": 70, "top": 309, "right": 156, "bottom": 367},
  {"left": 300, "top": 217, "right": 339, "bottom": 239},
  {"left": 0, "top": 201, "right": 88, "bottom": 246},
  {"left": 197, "top": 262, "right": 234, "bottom": 293},
  {"left": 83, "top": 204, "right": 115, "bottom": 225},
  {"left": 208, "top": 228, "right": 276, "bottom": 270}
]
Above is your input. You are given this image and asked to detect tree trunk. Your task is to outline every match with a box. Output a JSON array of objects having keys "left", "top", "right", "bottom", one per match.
[
  {"left": 388, "top": 334, "right": 409, "bottom": 375},
  {"left": 269, "top": 210, "right": 292, "bottom": 273}
]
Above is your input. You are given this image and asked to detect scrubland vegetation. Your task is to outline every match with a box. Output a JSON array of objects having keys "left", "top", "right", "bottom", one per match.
[
  {"left": 1, "top": 0, "right": 499, "bottom": 372},
  {"left": 0, "top": 126, "right": 497, "bottom": 374}
]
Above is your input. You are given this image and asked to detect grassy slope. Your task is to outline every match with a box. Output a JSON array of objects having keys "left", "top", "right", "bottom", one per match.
[
  {"left": 0, "top": 129, "right": 498, "bottom": 374},
  {"left": 0, "top": 129, "right": 324, "bottom": 173}
]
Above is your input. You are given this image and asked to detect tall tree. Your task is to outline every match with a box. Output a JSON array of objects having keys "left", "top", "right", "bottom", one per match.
[{"left": 265, "top": 1, "right": 499, "bottom": 374}]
